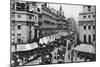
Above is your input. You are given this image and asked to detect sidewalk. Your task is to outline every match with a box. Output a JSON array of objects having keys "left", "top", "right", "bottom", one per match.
[
  {"left": 51, "top": 48, "right": 58, "bottom": 63},
  {"left": 64, "top": 48, "right": 72, "bottom": 63},
  {"left": 25, "top": 57, "right": 41, "bottom": 65}
]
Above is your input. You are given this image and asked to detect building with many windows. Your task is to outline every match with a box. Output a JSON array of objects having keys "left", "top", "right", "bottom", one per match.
[
  {"left": 79, "top": 5, "right": 96, "bottom": 44},
  {"left": 39, "top": 3, "right": 67, "bottom": 38},
  {"left": 11, "top": 0, "right": 41, "bottom": 45},
  {"left": 11, "top": 0, "right": 68, "bottom": 46}
]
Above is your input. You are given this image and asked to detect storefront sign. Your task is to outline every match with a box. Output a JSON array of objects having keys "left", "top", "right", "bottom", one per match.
[
  {"left": 17, "top": 44, "right": 29, "bottom": 51},
  {"left": 16, "top": 42, "right": 38, "bottom": 51}
]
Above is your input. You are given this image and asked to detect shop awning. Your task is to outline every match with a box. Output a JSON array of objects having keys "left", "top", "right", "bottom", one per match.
[
  {"left": 16, "top": 42, "right": 38, "bottom": 52},
  {"left": 39, "top": 31, "right": 69, "bottom": 44},
  {"left": 73, "top": 44, "right": 95, "bottom": 54}
]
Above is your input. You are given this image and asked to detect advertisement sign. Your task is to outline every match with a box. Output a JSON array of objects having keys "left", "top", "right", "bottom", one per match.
[
  {"left": 17, "top": 44, "right": 29, "bottom": 51},
  {"left": 16, "top": 42, "right": 38, "bottom": 51}
]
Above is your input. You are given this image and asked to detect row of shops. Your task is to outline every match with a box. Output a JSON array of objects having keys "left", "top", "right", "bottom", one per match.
[
  {"left": 11, "top": 31, "right": 69, "bottom": 52},
  {"left": 39, "top": 32, "right": 68, "bottom": 44},
  {"left": 11, "top": 31, "right": 70, "bottom": 67},
  {"left": 71, "top": 44, "right": 96, "bottom": 62},
  {"left": 11, "top": 31, "right": 96, "bottom": 66}
]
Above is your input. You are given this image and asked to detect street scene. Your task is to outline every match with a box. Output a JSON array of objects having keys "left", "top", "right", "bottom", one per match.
[{"left": 10, "top": 0, "right": 96, "bottom": 67}]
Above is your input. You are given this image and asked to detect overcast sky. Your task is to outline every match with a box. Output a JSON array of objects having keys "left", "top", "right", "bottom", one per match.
[{"left": 48, "top": 3, "right": 83, "bottom": 22}]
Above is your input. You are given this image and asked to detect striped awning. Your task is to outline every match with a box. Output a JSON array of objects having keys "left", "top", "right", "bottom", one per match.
[
  {"left": 12, "top": 42, "right": 38, "bottom": 52},
  {"left": 73, "top": 44, "right": 95, "bottom": 54}
]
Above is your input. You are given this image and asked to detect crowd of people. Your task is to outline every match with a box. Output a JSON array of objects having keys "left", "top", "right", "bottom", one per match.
[
  {"left": 71, "top": 48, "right": 96, "bottom": 62},
  {"left": 11, "top": 35, "right": 73, "bottom": 66},
  {"left": 11, "top": 33, "right": 96, "bottom": 67},
  {"left": 11, "top": 48, "right": 41, "bottom": 67}
]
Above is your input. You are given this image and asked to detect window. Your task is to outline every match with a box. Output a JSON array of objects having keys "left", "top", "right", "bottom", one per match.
[
  {"left": 16, "top": 2, "right": 25, "bottom": 11},
  {"left": 29, "top": 31, "right": 31, "bottom": 40},
  {"left": 83, "top": 16, "right": 86, "bottom": 18},
  {"left": 39, "top": 22, "right": 42, "bottom": 26},
  {"left": 17, "top": 34, "right": 21, "bottom": 37},
  {"left": 37, "top": 8, "right": 40, "bottom": 12},
  {"left": 93, "top": 34, "right": 95, "bottom": 41},
  {"left": 29, "top": 16, "right": 32, "bottom": 19},
  {"left": 88, "top": 15, "right": 91, "bottom": 18},
  {"left": 93, "top": 15, "right": 95, "bottom": 18},
  {"left": 88, "top": 6, "right": 91, "bottom": 11},
  {"left": 17, "top": 34, "right": 21, "bottom": 43},
  {"left": 35, "top": 16, "right": 37, "bottom": 20},
  {"left": 93, "top": 25, "right": 95, "bottom": 29},
  {"left": 84, "top": 35, "right": 86, "bottom": 43},
  {"left": 88, "top": 35, "right": 91, "bottom": 43},
  {"left": 88, "top": 25, "right": 91, "bottom": 30},
  {"left": 11, "top": 2, "right": 15, "bottom": 10},
  {"left": 17, "top": 15, "right": 21, "bottom": 18},
  {"left": 44, "top": 3, "right": 47, "bottom": 6},
  {"left": 45, "top": 32, "right": 47, "bottom": 35},
  {"left": 26, "top": 5, "right": 29, "bottom": 12},
  {"left": 17, "top": 25, "right": 21, "bottom": 29},
  {"left": 84, "top": 25, "right": 86, "bottom": 30},
  {"left": 32, "top": 2, "right": 37, "bottom": 6},
  {"left": 17, "top": 39, "right": 21, "bottom": 43}
]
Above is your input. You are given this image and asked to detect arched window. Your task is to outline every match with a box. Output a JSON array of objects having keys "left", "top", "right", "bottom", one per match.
[
  {"left": 84, "top": 35, "right": 86, "bottom": 43},
  {"left": 88, "top": 35, "right": 91, "bottom": 43},
  {"left": 29, "top": 31, "right": 31, "bottom": 41},
  {"left": 93, "top": 25, "right": 95, "bottom": 30},
  {"left": 17, "top": 34, "right": 21, "bottom": 43},
  {"left": 84, "top": 25, "right": 86, "bottom": 30},
  {"left": 93, "top": 34, "right": 95, "bottom": 41},
  {"left": 88, "top": 6, "right": 91, "bottom": 11},
  {"left": 88, "top": 25, "right": 91, "bottom": 30}
]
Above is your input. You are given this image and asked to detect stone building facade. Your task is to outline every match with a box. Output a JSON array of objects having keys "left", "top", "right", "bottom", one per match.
[
  {"left": 11, "top": 0, "right": 68, "bottom": 45},
  {"left": 79, "top": 5, "right": 96, "bottom": 44},
  {"left": 39, "top": 3, "right": 67, "bottom": 38},
  {"left": 11, "top": 0, "right": 41, "bottom": 45}
]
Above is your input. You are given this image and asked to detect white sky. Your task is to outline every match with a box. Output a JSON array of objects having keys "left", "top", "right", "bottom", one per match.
[{"left": 48, "top": 3, "right": 83, "bottom": 22}]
